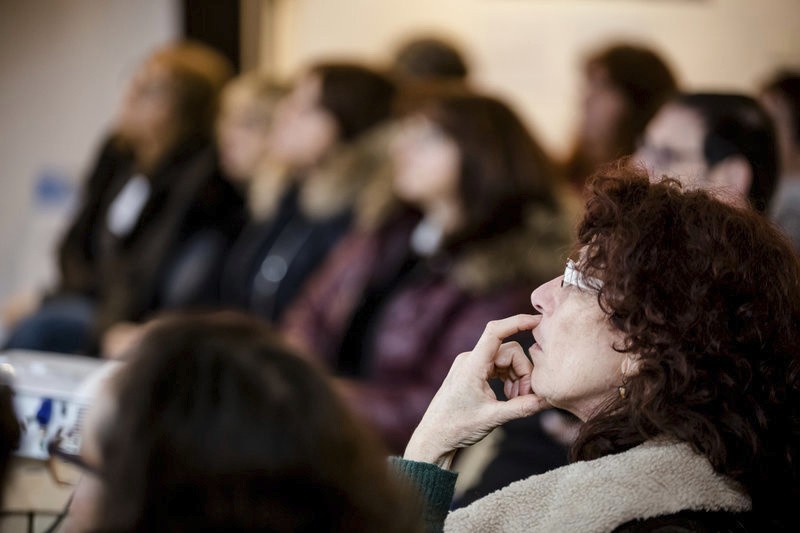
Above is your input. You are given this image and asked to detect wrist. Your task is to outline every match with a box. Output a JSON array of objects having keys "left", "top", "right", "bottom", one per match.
[{"left": 404, "top": 432, "right": 456, "bottom": 470}]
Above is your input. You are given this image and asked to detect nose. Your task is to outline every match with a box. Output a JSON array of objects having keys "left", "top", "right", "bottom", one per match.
[{"left": 530, "top": 276, "right": 561, "bottom": 314}]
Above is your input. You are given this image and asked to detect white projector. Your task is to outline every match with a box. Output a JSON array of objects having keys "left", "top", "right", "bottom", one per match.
[{"left": 0, "top": 350, "right": 119, "bottom": 460}]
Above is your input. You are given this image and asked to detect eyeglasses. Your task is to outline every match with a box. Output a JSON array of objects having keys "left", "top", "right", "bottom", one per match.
[
  {"left": 46, "top": 432, "right": 99, "bottom": 487},
  {"left": 561, "top": 259, "right": 603, "bottom": 292},
  {"left": 635, "top": 138, "right": 706, "bottom": 170}
]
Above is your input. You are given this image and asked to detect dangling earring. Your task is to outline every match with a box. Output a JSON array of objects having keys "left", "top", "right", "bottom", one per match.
[{"left": 618, "top": 384, "right": 627, "bottom": 399}]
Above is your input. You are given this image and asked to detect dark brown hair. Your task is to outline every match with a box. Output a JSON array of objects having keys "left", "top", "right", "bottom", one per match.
[
  {"left": 399, "top": 84, "right": 558, "bottom": 245},
  {"left": 672, "top": 92, "right": 778, "bottom": 213},
  {"left": 309, "top": 63, "right": 396, "bottom": 142},
  {"left": 92, "top": 312, "right": 421, "bottom": 532},
  {"left": 572, "top": 165, "right": 800, "bottom": 522}
]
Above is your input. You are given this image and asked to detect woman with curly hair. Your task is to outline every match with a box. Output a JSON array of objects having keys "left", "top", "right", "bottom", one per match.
[{"left": 395, "top": 166, "right": 800, "bottom": 531}]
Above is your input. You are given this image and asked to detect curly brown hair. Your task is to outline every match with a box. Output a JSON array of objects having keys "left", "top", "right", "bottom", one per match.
[{"left": 571, "top": 165, "right": 800, "bottom": 521}]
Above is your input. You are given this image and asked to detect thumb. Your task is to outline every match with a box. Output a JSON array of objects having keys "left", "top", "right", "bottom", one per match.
[{"left": 490, "top": 395, "right": 549, "bottom": 426}]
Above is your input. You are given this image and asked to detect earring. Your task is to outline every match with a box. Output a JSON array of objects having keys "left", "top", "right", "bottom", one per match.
[{"left": 618, "top": 385, "right": 627, "bottom": 399}]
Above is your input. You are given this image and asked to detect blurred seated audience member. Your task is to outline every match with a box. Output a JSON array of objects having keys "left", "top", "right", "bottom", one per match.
[
  {"left": 391, "top": 35, "right": 470, "bottom": 82},
  {"left": 761, "top": 71, "right": 800, "bottom": 251},
  {"left": 100, "top": 64, "right": 397, "bottom": 359},
  {"left": 396, "top": 169, "right": 800, "bottom": 531},
  {"left": 101, "top": 72, "right": 286, "bottom": 356},
  {"left": 0, "top": 378, "right": 20, "bottom": 503},
  {"left": 282, "top": 85, "right": 572, "bottom": 456},
  {"left": 635, "top": 92, "right": 778, "bottom": 213},
  {"left": 61, "top": 313, "right": 422, "bottom": 532},
  {"left": 215, "top": 72, "right": 287, "bottom": 219},
  {"left": 2, "top": 40, "right": 245, "bottom": 355},
  {"left": 564, "top": 43, "right": 677, "bottom": 192},
  {"left": 213, "top": 63, "right": 397, "bottom": 323}
]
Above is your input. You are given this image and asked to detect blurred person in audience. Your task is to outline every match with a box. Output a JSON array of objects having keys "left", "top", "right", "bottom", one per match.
[
  {"left": 761, "top": 71, "right": 800, "bottom": 251},
  {"left": 395, "top": 169, "right": 800, "bottom": 531},
  {"left": 2, "top": 40, "right": 245, "bottom": 355},
  {"left": 391, "top": 35, "right": 470, "bottom": 82},
  {"left": 60, "top": 313, "right": 422, "bottom": 532},
  {"left": 282, "top": 85, "right": 572, "bottom": 456},
  {"left": 211, "top": 63, "right": 397, "bottom": 324},
  {"left": 636, "top": 92, "right": 778, "bottom": 213},
  {"left": 101, "top": 64, "right": 397, "bottom": 359},
  {"left": 101, "top": 72, "right": 286, "bottom": 356},
  {"left": 564, "top": 43, "right": 677, "bottom": 192}
]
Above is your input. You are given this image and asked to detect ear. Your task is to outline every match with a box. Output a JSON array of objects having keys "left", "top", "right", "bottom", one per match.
[
  {"left": 621, "top": 355, "right": 641, "bottom": 379},
  {"left": 708, "top": 155, "right": 752, "bottom": 203}
]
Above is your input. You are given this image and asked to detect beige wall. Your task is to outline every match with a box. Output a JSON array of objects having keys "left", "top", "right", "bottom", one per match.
[
  {"left": 0, "top": 0, "right": 178, "bottom": 302},
  {"left": 262, "top": 0, "right": 800, "bottom": 157}
]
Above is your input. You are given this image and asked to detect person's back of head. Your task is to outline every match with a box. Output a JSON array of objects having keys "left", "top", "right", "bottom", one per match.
[
  {"left": 391, "top": 36, "right": 470, "bottom": 82},
  {"left": 90, "top": 312, "right": 421, "bottom": 532},
  {"left": 673, "top": 92, "right": 778, "bottom": 212}
]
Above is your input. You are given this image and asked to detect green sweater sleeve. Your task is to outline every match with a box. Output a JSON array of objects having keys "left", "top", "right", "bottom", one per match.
[{"left": 389, "top": 457, "right": 458, "bottom": 533}]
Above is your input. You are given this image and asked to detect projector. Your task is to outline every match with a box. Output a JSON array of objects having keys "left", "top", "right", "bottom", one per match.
[{"left": 0, "top": 350, "right": 120, "bottom": 460}]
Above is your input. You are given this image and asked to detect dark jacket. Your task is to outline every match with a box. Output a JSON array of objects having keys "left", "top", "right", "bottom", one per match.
[
  {"left": 282, "top": 206, "right": 571, "bottom": 452},
  {"left": 218, "top": 184, "right": 352, "bottom": 322},
  {"left": 215, "top": 128, "right": 396, "bottom": 322},
  {"left": 56, "top": 135, "right": 245, "bottom": 339}
]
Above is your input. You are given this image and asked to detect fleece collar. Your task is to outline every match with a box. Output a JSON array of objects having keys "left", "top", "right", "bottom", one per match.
[{"left": 445, "top": 440, "right": 751, "bottom": 532}]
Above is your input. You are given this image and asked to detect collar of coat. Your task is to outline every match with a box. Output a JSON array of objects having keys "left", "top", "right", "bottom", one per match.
[
  {"left": 449, "top": 205, "right": 573, "bottom": 293},
  {"left": 445, "top": 439, "right": 751, "bottom": 533}
]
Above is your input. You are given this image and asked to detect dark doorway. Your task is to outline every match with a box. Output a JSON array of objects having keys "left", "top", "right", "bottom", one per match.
[{"left": 181, "top": 0, "right": 241, "bottom": 73}]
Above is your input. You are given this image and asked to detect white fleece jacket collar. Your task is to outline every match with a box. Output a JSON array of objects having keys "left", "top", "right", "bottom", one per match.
[{"left": 445, "top": 440, "right": 751, "bottom": 532}]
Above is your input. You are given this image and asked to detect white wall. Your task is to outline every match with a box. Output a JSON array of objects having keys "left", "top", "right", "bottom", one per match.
[
  {"left": 268, "top": 0, "right": 800, "bottom": 157},
  {"left": 0, "top": 0, "right": 179, "bottom": 302}
]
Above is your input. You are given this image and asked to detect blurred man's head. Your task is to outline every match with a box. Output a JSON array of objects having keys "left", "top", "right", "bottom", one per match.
[{"left": 636, "top": 93, "right": 777, "bottom": 212}]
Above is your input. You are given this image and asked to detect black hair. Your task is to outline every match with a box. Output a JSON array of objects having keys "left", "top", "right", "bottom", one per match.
[{"left": 674, "top": 93, "right": 778, "bottom": 212}]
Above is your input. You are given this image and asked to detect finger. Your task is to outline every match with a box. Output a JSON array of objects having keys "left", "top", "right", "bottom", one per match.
[
  {"left": 472, "top": 315, "right": 541, "bottom": 366},
  {"left": 489, "top": 394, "right": 550, "bottom": 426},
  {"left": 491, "top": 342, "right": 533, "bottom": 379}
]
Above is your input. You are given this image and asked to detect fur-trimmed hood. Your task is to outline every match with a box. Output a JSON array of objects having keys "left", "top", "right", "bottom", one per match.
[
  {"left": 450, "top": 203, "right": 575, "bottom": 293},
  {"left": 445, "top": 439, "right": 751, "bottom": 532},
  {"left": 299, "top": 124, "right": 398, "bottom": 223}
]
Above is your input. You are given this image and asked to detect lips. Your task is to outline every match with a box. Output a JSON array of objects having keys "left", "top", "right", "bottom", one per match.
[{"left": 530, "top": 330, "right": 542, "bottom": 354}]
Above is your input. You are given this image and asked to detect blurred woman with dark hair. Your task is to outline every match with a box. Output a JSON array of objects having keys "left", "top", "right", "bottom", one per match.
[
  {"left": 564, "top": 43, "right": 678, "bottom": 192},
  {"left": 211, "top": 62, "right": 398, "bottom": 324},
  {"left": 396, "top": 167, "right": 800, "bottom": 531},
  {"left": 282, "top": 85, "right": 572, "bottom": 454},
  {"left": 3, "top": 40, "right": 245, "bottom": 355},
  {"left": 60, "top": 313, "right": 422, "bottom": 532}
]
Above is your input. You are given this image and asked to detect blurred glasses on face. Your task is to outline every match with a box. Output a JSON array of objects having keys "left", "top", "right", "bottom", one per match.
[
  {"left": 561, "top": 259, "right": 603, "bottom": 292},
  {"left": 635, "top": 137, "right": 706, "bottom": 172},
  {"left": 47, "top": 433, "right": 99, "bottom": 487}
]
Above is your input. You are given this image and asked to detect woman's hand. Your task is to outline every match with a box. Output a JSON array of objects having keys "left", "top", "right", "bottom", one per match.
[{"left": 403, "top": 314, "right": 550, "bottom": 469}]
